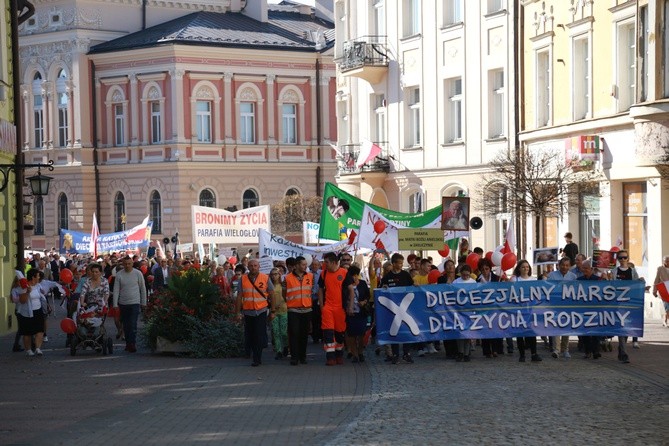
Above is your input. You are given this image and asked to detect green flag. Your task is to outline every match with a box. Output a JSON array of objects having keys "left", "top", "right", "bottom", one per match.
[{"left": 319, "top": 183, "right": 444, "bottom": 241}]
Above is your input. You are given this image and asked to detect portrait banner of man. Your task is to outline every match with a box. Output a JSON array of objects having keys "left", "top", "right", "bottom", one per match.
[{"left": 441, "top": 197, "right": 470, "bottom": 231}]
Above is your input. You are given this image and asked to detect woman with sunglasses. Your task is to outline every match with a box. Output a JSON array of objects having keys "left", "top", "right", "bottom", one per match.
[{"left": 609, "top": 250, "right": 640, "bottom": 363}]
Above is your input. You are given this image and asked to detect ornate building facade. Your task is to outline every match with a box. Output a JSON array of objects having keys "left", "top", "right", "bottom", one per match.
[{"left": 19, "top": 0, "right": 337, "bottom": 250}]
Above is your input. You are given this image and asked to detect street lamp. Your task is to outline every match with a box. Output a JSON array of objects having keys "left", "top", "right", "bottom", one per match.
[{"left": 0, "top": 160, "right": 54, "bottom": 196}]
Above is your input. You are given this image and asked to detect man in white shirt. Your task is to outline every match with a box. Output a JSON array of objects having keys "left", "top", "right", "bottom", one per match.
[{"left": 547, "top": 257, "right": 577, "bottom": 359}]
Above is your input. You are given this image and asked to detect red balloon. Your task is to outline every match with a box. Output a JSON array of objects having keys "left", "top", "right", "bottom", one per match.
[
  {"left": 373, "top": 220, "right": 386, "bottom": 234},
  {"left": 19, "top": 278, "right": 29, "bottom": 289},
  {"left": 60, "top": 268, "right": 73, "bottom": 284},
  {"left": 485, "top": 251, "right": 493, "bottom": 262},
  {"left": 228, "top": 256, "right": 237, "bottom": 265},
  {"left": 140, "top": 265, "right": 148, "bottom": 274},
  {"left": 501, "top": 252, "right": 517, "bottom": 271},
  {"left": 437, "top": 245, "right": 450, "bottom": 257},
  {"left": 428, "top": 269, "right": 441, "bottom": 284},
  {"left": 466, "top": 253, "right": 480, "bottom": 271},
  {"left": 610, "top": 246, "right": 620, "bottom": 253},
  {"left": 60, "top": 318, "right": 77, "bottom": 334}
]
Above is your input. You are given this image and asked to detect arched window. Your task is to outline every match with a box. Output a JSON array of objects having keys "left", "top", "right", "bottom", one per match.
[
  {"left": 286, "top": 188, "right": 300, "bottom": 197},
  {"left": 150, "top": 190, "right": 162, "bottom": 234},
  {"left": 242, "top": 188, "right": 259, "bottom": 209},
  {"left": 114, "top": 192, "right": 125, "bottom": 232},
  {"left": 199, "top": 189, "right": 216, "bottom": 207},
  {"left": 58, "top": 193, "right": 68, "bottom": 230},
  {"left": 56, "top": 69, "right": 69, "bottom": 147},
  {"left": 34, "top": 196, "right": 44, "bottom": 235},
  {"left": 32, "top": 72, "right": 44, "bottom": 148}
]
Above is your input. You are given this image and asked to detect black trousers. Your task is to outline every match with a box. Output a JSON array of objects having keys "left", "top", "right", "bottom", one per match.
[
  {"left": 311, "top": 302, "right": 322, "bottom": 342},
  {"left": 482, "top": 338, "right": 503, "bottom": 355},
  {"left": 516, "top": 337, "right": 537, "bottom": 356},
  {"left": 288, "top": 311, "right": 311, "bottom": 361},
  {"left": 583, "top": 336, "right": 600, "bottom": 355},
  {"left": 244, "top": 312, "right": 268, "bottom": 364}
]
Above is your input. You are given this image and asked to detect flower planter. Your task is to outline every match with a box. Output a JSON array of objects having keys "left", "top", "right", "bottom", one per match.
[{"left": 155, "top": 336, "right": 190, "bottom": 354}]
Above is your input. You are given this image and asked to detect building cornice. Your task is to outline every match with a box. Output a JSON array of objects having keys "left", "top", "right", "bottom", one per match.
[{"left": 519, "top": 114, "right": 633, "bottom": 143}]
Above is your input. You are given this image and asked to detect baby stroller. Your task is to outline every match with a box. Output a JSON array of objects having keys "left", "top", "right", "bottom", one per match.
[{"left": 61, "top": 304, "right": 114, "bottom": 356}]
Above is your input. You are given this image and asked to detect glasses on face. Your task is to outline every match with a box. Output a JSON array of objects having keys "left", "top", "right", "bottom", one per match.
[
  {"left": 618, "top": 256, "right": 628, "bottom": 260},
  {"left": 340, "top": 257, "right": 352, "bottom": 262}
]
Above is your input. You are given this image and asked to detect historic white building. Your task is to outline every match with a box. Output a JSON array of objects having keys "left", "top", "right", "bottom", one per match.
[{"left": 333, "top": 0, "right": 518, "bottom": 254}]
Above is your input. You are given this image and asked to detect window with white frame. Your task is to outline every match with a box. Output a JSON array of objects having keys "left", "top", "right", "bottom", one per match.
[
  {"left": 373, "top": 0, "right": 385, "bottom": 37},
  {"left": 114, "top": 192, "right": 125, "bottom": 232},
  {"left": 150, "top": 190, "right": 162, "bottom": 234},
  {"left": 32, "top": 73, "right": 43, "bottom": 149},
  {"left": 407, "top": 88, "right": 421, "bottom": 147},
  {"left": 243, "top": 188, "right": 259, "bottom": 209},
  {"left": 404, "top": 0, "right": 421, "bottom": 37},
  {"left": 150, "top": 101, "right": 162, "bottom": 144},
  {"left": 199, "top": 189, "right": 216, "bottom": 208},
  {"left": 114, "top": 103, "right": 125, "bottom": 146},
  {"left": 572, "top": 35, "right": 591, "bottom": 120},
  {"left": 446, "top": 77, "right": 463, "bottom": 142},
  {"left": 444, "top": 0, "right": 463, "bottom": 26},
  {"left": 616, "top": 19, "right": 636, "bottom": 111},
  {"left": 56, "top": 69, "right": 68, "bottom": 147},
  {"left": 373, "top": 94, "right": 386, "bottom": 143},
  {"left": 282, "top": 104, "right": 297, "bottom": 144},
  {"left": 489, "top": 70, "right": 505, "bottom": 138},
  {"left": 337, "top": 100, "right": 349, "bottom": 145},
  {"left": 34, "top": 196, "right": 44, "bottom": 235},
  {"left": 195, "top": 100, "right": 211, "bottom": 143},
  {"left": 639, "top": 5, "right": 650, "bottom": 102},
  {"left": 408, "top": 190, "right": 423, "bottom": 213},
  {"left": 240, "top": 102, "right": 255, "bottom": 144},
  {"left": 536, "top": 49, "right": 551, "bottom": 127},
  {"left": 58, "top": 193, "right": 68, "bottom": 230},
  {"left": 487, "top": 0, "right": 503, "bottom": 14}
]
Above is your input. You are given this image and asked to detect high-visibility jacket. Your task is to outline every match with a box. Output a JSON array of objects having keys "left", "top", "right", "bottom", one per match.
[
  {"left": 285, "top": 272, "right": 313, "bottom": 309},
  {"left": 241, "top": 273, "right": 269, "bottom": 311}
]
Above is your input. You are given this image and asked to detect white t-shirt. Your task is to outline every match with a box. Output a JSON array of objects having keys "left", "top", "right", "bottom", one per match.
[
  {"left": 453, "top": 277, "right": 476, "bottom": 284},
  {"left": 510, "top": 276, "right": 535, "bottom": 282}
]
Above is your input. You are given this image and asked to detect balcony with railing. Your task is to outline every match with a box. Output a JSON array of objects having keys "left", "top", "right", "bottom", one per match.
[
  {"left": 337, "top": 142, "right": 390, "bottom": 175},
  {"left": 337, "top": 36, "right": 389, "bottom": 84}
]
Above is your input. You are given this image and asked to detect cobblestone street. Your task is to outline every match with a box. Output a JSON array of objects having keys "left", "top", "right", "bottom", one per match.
[{"left": 1, "top": 317, "right": 666, "bottom": 446}]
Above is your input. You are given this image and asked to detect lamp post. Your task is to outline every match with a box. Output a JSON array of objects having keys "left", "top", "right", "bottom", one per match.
[{"left": 0, "top": 160, "right": 54, "bottom": 195}]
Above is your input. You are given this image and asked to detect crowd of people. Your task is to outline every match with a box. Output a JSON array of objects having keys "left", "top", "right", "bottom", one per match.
[{"left": 10, "top": 237, "right": 668, "bottom": 368}]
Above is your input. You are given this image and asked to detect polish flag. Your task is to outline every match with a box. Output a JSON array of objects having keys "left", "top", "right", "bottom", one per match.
[
  {"left": 591, "top": 227, "right": 599, "bottom": 247},
  {"left": 90, "top": 212, "right": 100, "bottom": 258},
  {"left": 501, "top": 219, "right": 515, "bottom": 254},
  {"left": 357, "top": 139, "right": 382, "bottom": 167},
  {"left": 657, "top": 281, "right": 669, "bottom": 303},
  {"left": 124, "top": 215, "right": 150, "bottom": 243}
]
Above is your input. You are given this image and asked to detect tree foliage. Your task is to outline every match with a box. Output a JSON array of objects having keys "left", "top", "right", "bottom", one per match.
[
  {"left": 270, "top": 194, "right": 322, "bottom": 235},
  {"left": 478, "top": 146, "right": 600, "bottom": 219}
]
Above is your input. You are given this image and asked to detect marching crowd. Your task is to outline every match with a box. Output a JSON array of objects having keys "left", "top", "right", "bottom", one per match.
[{"left": 9, "top": 237, "right": 669, "bottom": 368}]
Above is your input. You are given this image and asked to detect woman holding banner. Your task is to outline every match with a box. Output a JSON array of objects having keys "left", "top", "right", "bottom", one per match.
[{"left": 509, "top": 260, "right": 542, "bottom": 363}]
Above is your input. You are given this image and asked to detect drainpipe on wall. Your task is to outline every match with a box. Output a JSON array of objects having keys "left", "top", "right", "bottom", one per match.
[
  {"left": 315, "top": 58, "right": 322, "bottom": 197},
  {"left": 12, "top": 0, "right": 35, "bottom": 269},
  {"left": 91, "top": 61, "right": 101, "bottom": 223},
  {"left": 514, "top": 0, "right": 525, "bottom": 257},
  {"left": 142, "top": 0, "right": 147, "bottom": 30}
]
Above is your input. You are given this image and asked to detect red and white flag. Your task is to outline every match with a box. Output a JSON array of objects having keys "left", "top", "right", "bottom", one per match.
[
  {"left": 502, "top": 219, "right": 515, "bottom": 254},
  {"left": 591, "top": 227, "right": 599, "bottom": 247},
  {"left": 124, "top": 215, "right": 150, "bottom": 243},
  {"left": 357, "top": 139, "right": 382, "bottom": 168},
  {"left": 657, "top": 281, "right": 669, "bottom": 303},
  {"left": 90, "top": 212, "right": 100, "bottom": 258}
]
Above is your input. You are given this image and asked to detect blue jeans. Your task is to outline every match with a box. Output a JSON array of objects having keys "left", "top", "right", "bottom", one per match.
[{"left": 120, "top": 304, "right": 140, "bottom": 345}]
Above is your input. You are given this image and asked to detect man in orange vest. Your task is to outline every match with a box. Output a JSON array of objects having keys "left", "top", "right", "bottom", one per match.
[
  {"left": 318, "top": 252, "right": 350, "bottom": 365},
  {"left": 236, "top": 259, "right": 272, "bottom": 367},
  {"left": 282, "top": 255, "right": 313, "bottom": 365}
]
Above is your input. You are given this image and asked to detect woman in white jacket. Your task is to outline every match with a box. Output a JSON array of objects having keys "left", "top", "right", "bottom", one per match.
[{"left": 11, "top": 269, "right": 48, "bottom": 356}]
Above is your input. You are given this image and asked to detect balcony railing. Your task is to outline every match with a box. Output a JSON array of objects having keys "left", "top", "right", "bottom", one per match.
[
  {"left": 337, "top": 142, "right": 390, "bottom": 175},
  {"left": 338, "top": 36, "right": 389, "bottom": 73}
]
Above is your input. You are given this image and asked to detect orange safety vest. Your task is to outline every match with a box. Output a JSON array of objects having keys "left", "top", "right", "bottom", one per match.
[
  {"left": 241, "top": 273, "right": 269, "bottom": 311},
  {"left": 285, "top": 272, "right": 313, "bottom": 309}
]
